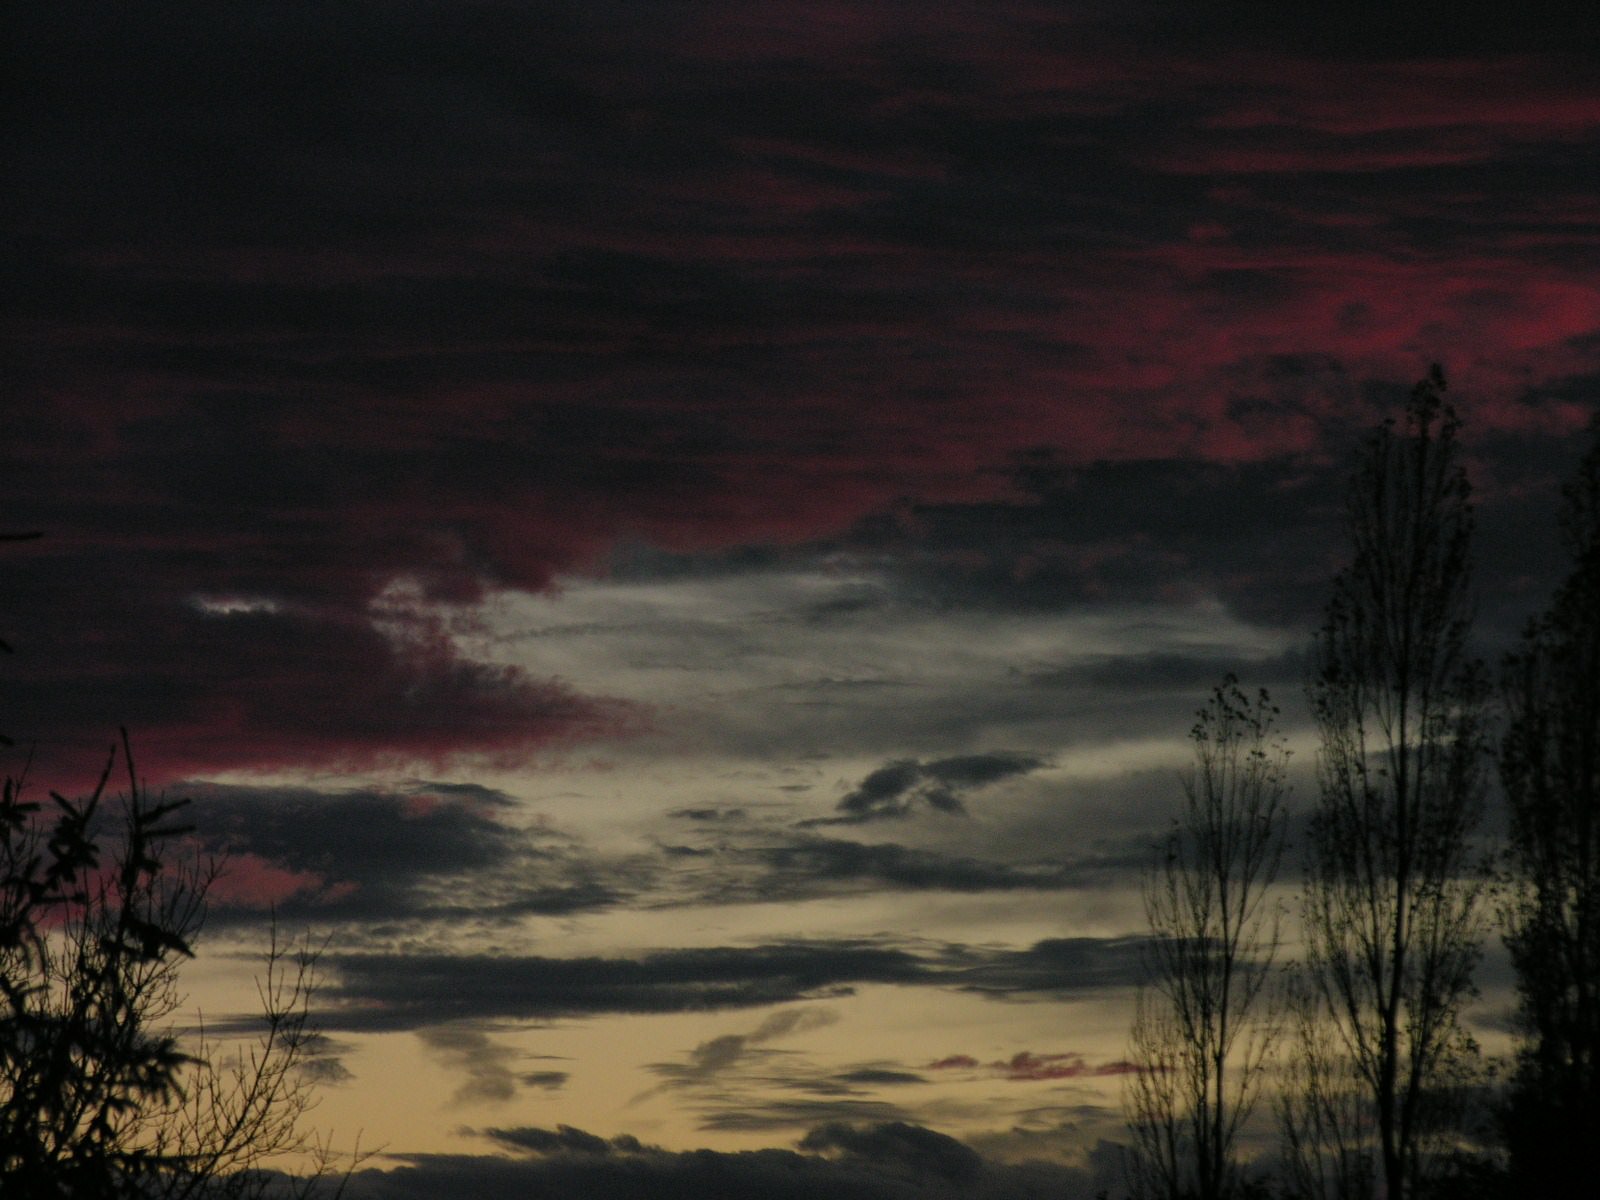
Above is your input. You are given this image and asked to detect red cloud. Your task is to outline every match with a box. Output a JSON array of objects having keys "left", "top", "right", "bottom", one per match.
[{"left": 206, "top": 852, "right": 358, "bottom": 911}]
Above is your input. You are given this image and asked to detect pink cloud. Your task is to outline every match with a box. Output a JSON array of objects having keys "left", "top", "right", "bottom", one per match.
[{"left": 207, "top": 853, "right": 358, "bottom": 911}]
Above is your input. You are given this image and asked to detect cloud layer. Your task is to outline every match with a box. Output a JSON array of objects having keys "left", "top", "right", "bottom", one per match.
[
  {"left": 344, "top": 1120, "right": 1123, "bottom": 1200},
  {"left": 315, "top": 936, "right": 1148, "bottom": 1032},
  {"left": 7, "top": 0, "right": 1596, "bottom": 784}
]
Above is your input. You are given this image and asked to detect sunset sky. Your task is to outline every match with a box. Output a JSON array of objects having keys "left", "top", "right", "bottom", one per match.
[{"left": 6, "top": 3, "right": 1600, "bottom": 1196}]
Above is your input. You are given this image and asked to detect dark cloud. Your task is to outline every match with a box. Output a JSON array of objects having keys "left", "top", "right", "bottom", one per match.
[
  {"left": 317, "top": 941, "right": 932, "bottom": 1032},
  {"left": 667, "top": 806, "right": 748, "bottom": 822},
  {"left": 632, "top": 1013, "right": 986, "bottom": 1135},
  {"left": 643, "top": 1008, "right": 839, "bottom": 1092},
  {"left": 179, "top": 773, "right": 1146, "bottom": 935},
  {"left": 846, "top": 452, "right": 1351, "bottom": 625},
  {"left": 1026, "top": 648, "right": 1306, "bottom": 697},
  {"left": 949, "top": 937, "right": 1150, "bottom": 999},
  {"left": 1, "top": 560, "right": 641, "bottom": 786},
  {"left": 483, "top": 1125, "right": 625, "bottom": 1157},
  {"left": 694, "top": 1098, "right": 913, "bottom": 1135},
  {"left": 1104, "top": 0, "right": 1600, "bottom": 58},
  {"left": 799, "top": 1121, "right": 981, "bottom": 1181},
  {"left": 296, "top": 1033, "right": 356, "bottom": 1088},
  {"left": 315, "top": 936, "right": 1147, "bottom": 1032},
  {"left": 519, "top": 1070, "right": 570, "bottom": 1091},
  {"left": 747, "top": 836, "right": 1097, "bottom": 896},
  {"left": 806, "top": 752, "right": 1048, "bottom": 825},
  {"left": 416, "top": 1026, "right": 522, "bottom": 1106},
  {"left": 185, "top": 781, "right": 632, "bottom": 927},
  {"left": 7, "top": 3, "right": 1595, "bottom": 782},
  {"left": 342, "top": 1122, "right": 1122, "bottom": 1200},
  {"left": 834, "top": 1068, "right": 926, "bottom": 1087}
]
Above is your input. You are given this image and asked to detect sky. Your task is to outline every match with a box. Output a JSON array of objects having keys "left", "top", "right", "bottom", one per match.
[{"left": 5, "top": 2, "right": 1600, "bottom": 1196}]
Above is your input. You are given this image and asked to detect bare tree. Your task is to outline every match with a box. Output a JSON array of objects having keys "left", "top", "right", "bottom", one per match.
[
  {"left": 1499, "top": 419, "right": 1600, "bottom": 1192},
  {"left": 1, "top": 733, "right": 352, "bottom": 1197},
  {"left": 1126, "top": 676, "right": 1289, "bottom": 1200},
  {"left": 1292, "top": 367, "right": 1489, "bottom": 1200}
]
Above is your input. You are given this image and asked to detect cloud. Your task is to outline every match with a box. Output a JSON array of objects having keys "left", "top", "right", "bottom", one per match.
[
  {"left": 949, "top": 937, "right": 1150, "bottom": 998},
  {"left": 416, "top": 1026, "right": 522, "bottom": 1106},
  {"left": 483, "top": 1125, "right": 627, "bottom": 1156},
  {"left": 746, "top": 836, "right": 1093, "bottom": 896},
  {"left": 799, "top": 1121, "right": 981, "bottom": 1181},
  {"left": 833, "top": 1068, "right": 926, "bottom": 1087},
  {"left": 2, "top": 570, "right": 643, "bottom": 787},
  {"left": 929, "top": 1050, "right": 1143, "bottom": 1082},
  {"left": 184, "top": 781, "right": 634, "bottom": 930},
  {"left": 296, "top": 1033, "right": 356, "bottom": 1087},
  {"left": 315, "top": 936, "right": 1149, "bottom": 1032},
  {"left": 694, "top": 1098, "right": 914, "bottom": 1135},
  {"left": 806, "top": 752, "right": 1048, "bottom": 825},
  {"left": 316, "top": 941, "right": 931, "bottom": 1032},
  {"left": 342, "top": 1120, "right": 1124, "bottom": 1200},
  {"left": 520, "top": 1070, "right": 570, "bottom": 1091},
  {"left": 7, "top": 2, "right": 1596, "bottom": 784},
  {"left": 645, "top": 1007, "right": 840, "bottom": 1090},
  {"left": 667, "top": 806, "right": 748, "bottom": 822}
]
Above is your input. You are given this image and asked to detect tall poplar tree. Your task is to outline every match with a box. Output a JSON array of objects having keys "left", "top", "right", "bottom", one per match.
[{"left": 1293, "top": 367, "right": 1489, "bottom": 1199}]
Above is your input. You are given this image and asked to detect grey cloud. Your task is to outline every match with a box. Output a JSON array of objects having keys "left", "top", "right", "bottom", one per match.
[
  {"left": 416, "top": 1025, "right": 522, "bottom": 1106},
  {"left": 749, "top": 836, "right": 1088, "bottom": 895},
  {"left": 642, "top": 1007, "right": 839, "bottom": 1095},
  {"left": 845, "top": 453, "right": 1349, "bottom": 626},
  {"left": 808, "top": 752, "right": 1049, "bottom": 825},
  {"left": 833, "top": 1068, "right": 926, "bottom": 1087},
  {"left": 642, "top": 1034, "right": 948, "bottom": 1134},
  {"left": 951, "top": 937, "right": 1150, "bottom": 998},
  {"left": 667, "top": 806, "right": 748, "bottom": 822},
  {"left": 838, "top": 761, "right": 925, "bottom": 819},
  {"left": 187, "top": 781, "right": 633, "bottom": 929},
  {"left": 342, "top": 1121, "right": 1123, "bottom": 1200},
  {"left": 799, "top": 1121, "right": 981, "bottom": 1182},
  {"left": 317, "top": 941, "right": 932, "bottom": 1032},
  {"left": 520, "top": 1070, "right": 570, "bottom": 1090},
  {"left": 483, "top": 1125, "right": 622, "bottom": 1157},
  {"left": 296, "top": 1033, "right": 355, "bottom": 1087},
  {"left": 1027, "top": 648, "right": 1306, "bottom": 697},
  {"left": 696, "top": 1099, "right": 912, "bottom": 1134},
  {"left": 316, "top": 936, "right": 1149, "bottom": 1032}
]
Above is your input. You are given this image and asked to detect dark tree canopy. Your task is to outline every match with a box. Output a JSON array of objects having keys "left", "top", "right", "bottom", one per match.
[
  {"left": 1, "top": 734, "right": 345, "bottom": 1198},
  {"left": 1499, "top": 420, "right": 1600, "bottom": 1193}
]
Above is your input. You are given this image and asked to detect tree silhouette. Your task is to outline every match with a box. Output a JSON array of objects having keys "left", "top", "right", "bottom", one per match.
[
  {"left": 1287, "top": 367, "right": 1489, "bottom": 1199},
  {"left": 1, "top": 733, "right": 349, "bottom": 1198},
  {"left": 1499, "top": 419, "right": 1600, "bottom": 1193},
  {"left": 1126, "top": 676, "right": 1288, "bottom": 1200}
]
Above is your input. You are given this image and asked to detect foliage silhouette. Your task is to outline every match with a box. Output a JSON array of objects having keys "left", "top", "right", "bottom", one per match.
[
  {"left": 1499, "top": 419, "right": 1600, "bottom": 1194},
  {"left": 1, "top": 732, "right": 351, "bottom": 1198}
]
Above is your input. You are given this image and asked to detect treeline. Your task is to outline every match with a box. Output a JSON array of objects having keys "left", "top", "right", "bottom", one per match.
[{"left": 1125, "top": 368, "right": 1600, "bottom": 1200}]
